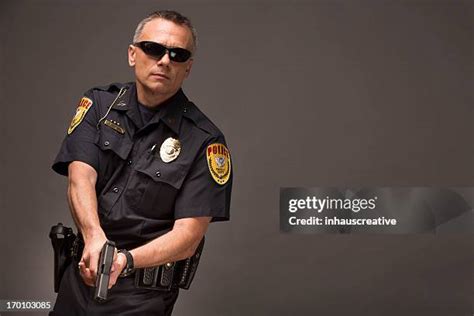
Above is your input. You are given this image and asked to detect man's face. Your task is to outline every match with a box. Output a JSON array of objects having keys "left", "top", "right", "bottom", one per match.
[{"left": 128, "top": 18, "right": 194, "bottom": 99}]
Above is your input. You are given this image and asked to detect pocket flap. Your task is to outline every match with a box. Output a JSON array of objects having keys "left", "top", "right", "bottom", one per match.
[
  {"left": 95, "top": 130, "right": 133, "bottom": 160},
  {"left": 135, "top": 158, "right": 187, "bottom": 189}
]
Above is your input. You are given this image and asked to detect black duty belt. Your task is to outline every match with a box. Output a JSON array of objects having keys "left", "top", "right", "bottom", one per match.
[
  {"left": 126, "top": 241, "right": 204, "bottom": 291},
  {"left": 50, "top": 223, "right": 204, "bottom": 292}
]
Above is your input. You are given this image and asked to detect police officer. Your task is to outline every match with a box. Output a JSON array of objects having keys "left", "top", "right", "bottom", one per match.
[{"left": 51, "top": 10, "right": 232, "bottom": 315}]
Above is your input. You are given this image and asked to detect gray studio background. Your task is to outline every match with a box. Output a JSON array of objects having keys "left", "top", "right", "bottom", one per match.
[{"left": 1, "top": 1, "right": 473, "bottom": 315}]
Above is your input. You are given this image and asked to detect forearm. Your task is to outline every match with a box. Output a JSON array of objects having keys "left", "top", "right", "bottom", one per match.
[
  {"left": 67, "top": 161, "right": 110, "bottom": 287},
  {"left": 130, "top": 217, "right": 210, "bottom": 268},
  {"left": 67, "top": 161, "right": 104, "bottom": 241}
]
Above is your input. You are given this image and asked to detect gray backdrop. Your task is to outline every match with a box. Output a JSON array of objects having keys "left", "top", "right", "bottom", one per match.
[{"left": 1, "top": 0, "right": 473, "bottom": 315}]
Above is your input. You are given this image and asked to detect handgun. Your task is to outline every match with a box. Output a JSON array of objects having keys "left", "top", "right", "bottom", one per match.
[{"left": 94, "top": 240, "right": 116, "bottom": 302}]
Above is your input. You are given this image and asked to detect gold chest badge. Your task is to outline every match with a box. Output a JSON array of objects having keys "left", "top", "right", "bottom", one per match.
[
  {"left": 160, "top": 138, "right": 181, "bottom": 163},
  {"left": 68, "top": 97, "right": 93, "bottom": 135},
  {"left": 206, "top": 143, "right": 231, "bottom": 185}
]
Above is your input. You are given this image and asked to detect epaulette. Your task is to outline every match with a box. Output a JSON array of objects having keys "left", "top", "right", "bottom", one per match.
[
  {"left": 184, "top": 102, "right": 224, "bottom": 137},
  {"left": 93, "top": 82, "right": 130, "bottom": 93}
]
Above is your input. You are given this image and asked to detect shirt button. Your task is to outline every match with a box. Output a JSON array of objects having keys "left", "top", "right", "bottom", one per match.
[
  {"left": 112, "top": 187, "right": 119, "bottom": 193},
  {"left": 104, "top": 141, "right": 110, "bottom": 146},
  {"left": 155, "top": 171, "right": 161, "bottom": 177}
]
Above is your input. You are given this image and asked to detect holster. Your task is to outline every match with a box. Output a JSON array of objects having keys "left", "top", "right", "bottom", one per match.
[{"left": 49, "top": 223, "right": 76, "bottom": 293}]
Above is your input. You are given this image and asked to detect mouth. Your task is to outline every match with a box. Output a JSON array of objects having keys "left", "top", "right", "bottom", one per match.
[{"left": 150, "top": 73, "right": 170, "bottom": 80}]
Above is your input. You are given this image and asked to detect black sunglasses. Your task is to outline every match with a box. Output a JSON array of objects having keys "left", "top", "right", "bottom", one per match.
[{"left": 134, "top": 41, "right": 192, "bottom": 63}]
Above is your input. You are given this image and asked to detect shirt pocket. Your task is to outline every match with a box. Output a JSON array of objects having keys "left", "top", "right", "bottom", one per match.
[
  {"left": 126, "top": 156, "right": 188, "bottom": 220},
  {"left": 95, "top": 127, "right": 133, "bottom": 160},
  {"left": 94, "top": 127, "right": 133, "bottom": 202}
]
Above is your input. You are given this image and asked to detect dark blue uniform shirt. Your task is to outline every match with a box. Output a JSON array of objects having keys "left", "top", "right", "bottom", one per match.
[{"left": 52, "top": 82, "right": 232, "bottom": 249}]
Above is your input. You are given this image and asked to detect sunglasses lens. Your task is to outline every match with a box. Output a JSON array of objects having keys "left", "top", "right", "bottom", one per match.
[
  {"left": 169, "top": 48, "right": 191, "bottom": 62},
  {"left": 136, "top": 41, "right": 191, "bottom": 63},
  {"left": 139, "top": 42, "right": 167, "bottom": 59}
]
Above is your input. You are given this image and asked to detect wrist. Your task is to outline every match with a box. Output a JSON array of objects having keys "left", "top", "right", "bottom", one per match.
[
  {"left": 118, "top": 249, "right": 135, "bottom": 277},
  {"left": 82, "top": 228, "right": 106, "bottom": 242}
]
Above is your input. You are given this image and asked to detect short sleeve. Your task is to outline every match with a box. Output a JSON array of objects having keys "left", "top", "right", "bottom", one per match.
[
  {"left": 174, "top": 137, "right": 233, "bottom": 222},
  {"left": 51, "top": 90, "right": 100, "bottom": 176}
]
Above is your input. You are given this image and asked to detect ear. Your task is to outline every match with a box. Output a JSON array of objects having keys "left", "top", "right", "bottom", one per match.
[
  {"left": 128, "top": 45, "right": 136, "bottom": 67},
  {"left": 184, "top": 58, "right": 194, "bottom": 78}
]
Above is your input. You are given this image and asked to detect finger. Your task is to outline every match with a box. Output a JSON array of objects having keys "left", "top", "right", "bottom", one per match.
[
  {"left": 108, "top": 261, "right": 121, "bottom": 289},
  {"left": 78, "top": 259, "right": 87, "bottom": 271},
  {"left": 110, "top": 250, "right": 120, "bottom": 273},
  {"left": 80, "top": 267, "right": 95, "bottom": 287},
  {"left": 78, "top": 262, "right": 87, "bottom": 278},
  {"left": 83, "top": 268, "right": 92, "bottom": 283},
  {"left": 81, "top": 259, "right": 94, "bottom": 285},
  {"left": 81, "top": 253, "right": 90, "bottom": 268},
  {"left": 109, "top": 270, "right": 121, "bottom": 288},
  {"left": 108, "top": 271, "right": 119, "bottom": 289},
  {"left": 86, "top": 269, "right": 96, "bottom": 287},
  {"left": 88, "top": 252, "right": 100, "bottom": 280}
]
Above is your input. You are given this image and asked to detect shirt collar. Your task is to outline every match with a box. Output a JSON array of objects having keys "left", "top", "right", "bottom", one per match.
[
  {"left": 111, "top": 83, "right": 188, "bottom": 134},
  {"left": 154, "top": 89, "right": 187, "bottom": 134},
  {"left": 111, "top": 83, "right": 142, "bottom": 128}
]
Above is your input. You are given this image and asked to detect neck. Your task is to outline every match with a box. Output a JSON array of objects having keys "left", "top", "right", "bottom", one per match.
[{"left": 136, "top": 83, "right": 177, "bottom": 108}]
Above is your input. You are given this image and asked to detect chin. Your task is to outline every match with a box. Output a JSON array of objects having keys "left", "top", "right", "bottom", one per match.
[{"left": 145, "top": 82, "right": 171, "bottom": 94}]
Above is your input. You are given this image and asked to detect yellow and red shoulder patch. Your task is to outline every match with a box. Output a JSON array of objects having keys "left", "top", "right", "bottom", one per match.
[
  {"left": 67, "top": 97, "right": 93, "bottom": 135},
  {"left": 206, "top": 143, "right": 231, "bottom": 185}
]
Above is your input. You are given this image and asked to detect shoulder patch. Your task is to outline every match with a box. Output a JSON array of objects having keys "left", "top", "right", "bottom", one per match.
[
  {"left": 67, "top": 96, "right": 93, "bottom": 135},
  {"left": 206, "top": 143, "right": 231, "bottom": 185}
]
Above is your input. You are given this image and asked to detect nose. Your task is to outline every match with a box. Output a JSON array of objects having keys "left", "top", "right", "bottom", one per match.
[{"left": 157, "top": 50, "right": 171, "bottom": 66}]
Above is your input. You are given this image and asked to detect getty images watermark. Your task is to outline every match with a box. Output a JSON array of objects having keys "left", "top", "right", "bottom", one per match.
[{"left": 280, "top": 187, "right": 474, "bottom": 234}]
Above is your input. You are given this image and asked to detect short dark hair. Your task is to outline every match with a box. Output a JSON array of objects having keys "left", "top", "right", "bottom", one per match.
[{"left": 133, "top": 10, "right": 197, "bottom": 52}]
